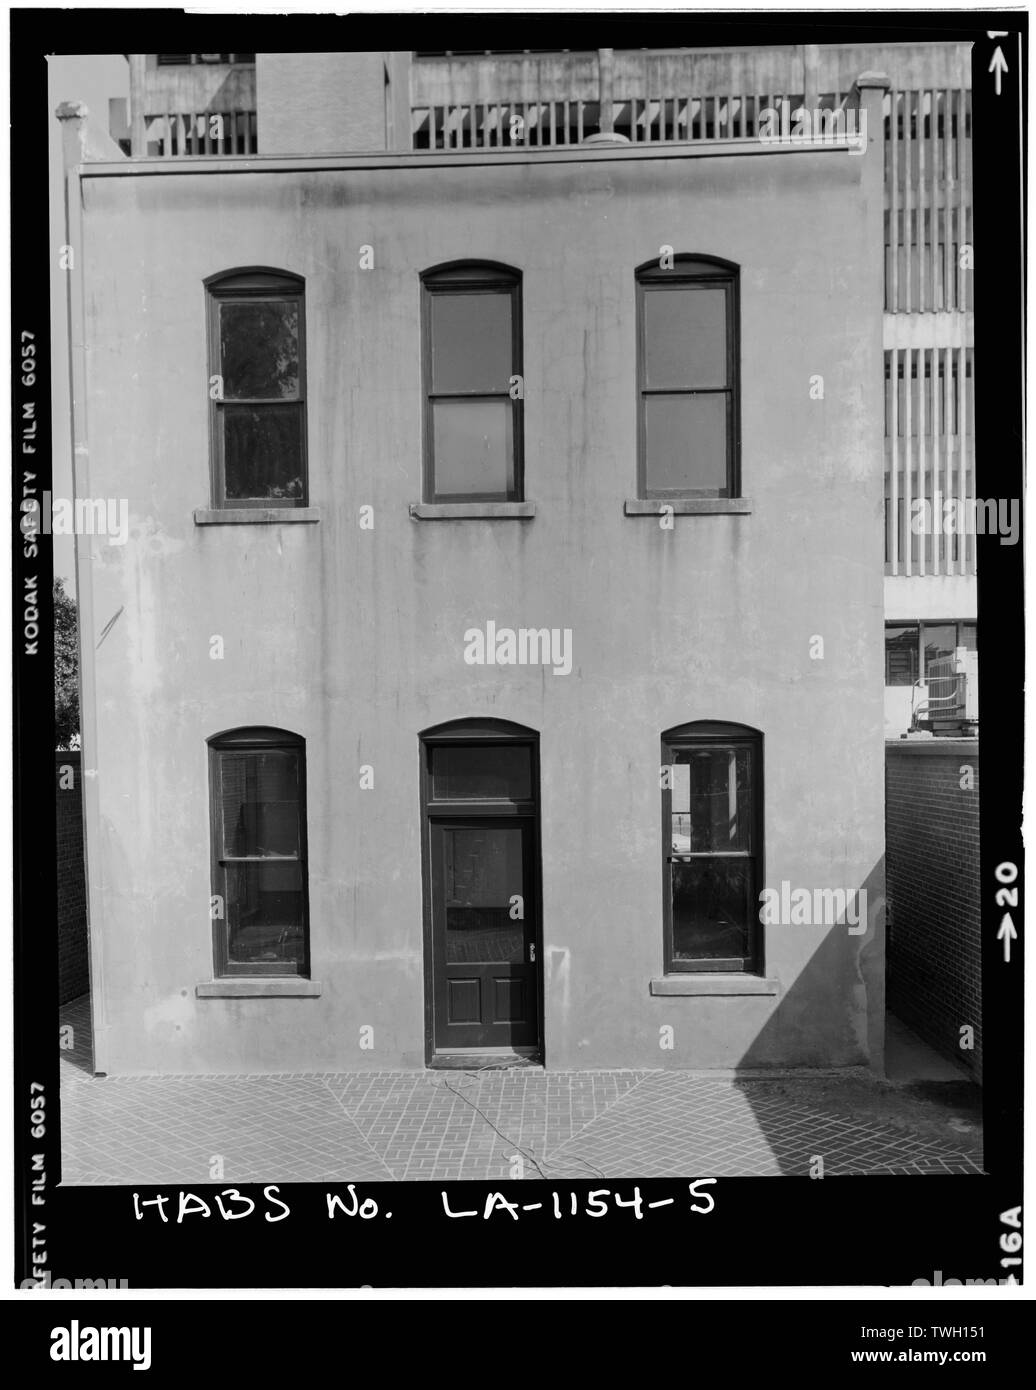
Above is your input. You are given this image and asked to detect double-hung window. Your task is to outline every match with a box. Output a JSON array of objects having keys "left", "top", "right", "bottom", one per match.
[
  {"left": 421, "top": 262, "right": 523, "bottom": 502},
  {"left": 206, "top": 268, "right": 307, "bottom": 508},
  {"left": 661, "top": 722, "right": 762, "bottom": 973},
  {"left": 208, "top": 727, "right": 310, "bottom": 976},
  {"left": 636, "top": 256, "right": 740, "bottom": 498}
]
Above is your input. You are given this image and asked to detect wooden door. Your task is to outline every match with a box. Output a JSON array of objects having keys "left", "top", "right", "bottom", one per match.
[{"left": 422, "top": 729, "right": 541, "bottom": 1059}]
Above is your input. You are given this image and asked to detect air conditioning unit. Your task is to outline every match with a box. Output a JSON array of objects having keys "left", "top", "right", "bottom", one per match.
[{"left": 910, "top": 646, "right": 978, "bottom": 734}]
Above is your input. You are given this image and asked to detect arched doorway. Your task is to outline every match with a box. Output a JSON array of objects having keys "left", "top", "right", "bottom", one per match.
[{"left": 420, "top": 719, "right": 542, "bottom": 1064}]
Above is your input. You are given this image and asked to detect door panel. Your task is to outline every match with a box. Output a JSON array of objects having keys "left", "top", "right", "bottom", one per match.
[{"left": 430, "top": 816, "right": 538, "bottom": 1050}]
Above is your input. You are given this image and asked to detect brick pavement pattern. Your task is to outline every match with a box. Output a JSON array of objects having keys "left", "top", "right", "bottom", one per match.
[{"left": 59, "top": 996, "right": 983, "bottom": 1184}]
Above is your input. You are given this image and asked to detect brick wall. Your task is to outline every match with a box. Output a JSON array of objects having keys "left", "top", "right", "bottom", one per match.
[
  {"left": 56, "top": 751, "right": 89, "bottom": 1004},
  {"left": 886, "top": 739, "right": 981, "bottom": 1081}
]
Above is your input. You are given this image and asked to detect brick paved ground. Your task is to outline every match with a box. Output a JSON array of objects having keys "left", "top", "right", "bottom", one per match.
[{"left": 59, "top": 996, "right": 984, "bottom": 1185}]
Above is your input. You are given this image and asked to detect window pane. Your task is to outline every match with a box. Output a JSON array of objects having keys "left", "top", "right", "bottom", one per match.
[
  {"left": 644, "top": 392, "right": 729, "bottom": 493},
  {"left": 671, "top": 747, "right": 751, "bottom": 853},
  {"left": 220, "top": 749, "right": 301, "bottom": 858},
  {"left": 223, "top": 403, "right": 304, "bottom": 501},
  {"left": 226, "top": 860, "right": 304, "bottom": 966},
  {"left": 923, "top": 623, "right": 958, "bottom": 680},
  {"left": 220, "top": 300, "right": 299, "bottom": 399},
  {"left": 432, "top": 398, "right": 513, "bottom": 496},
  {"left": 885, "top": 626, "right": 919, "bottom": 685},
  {"left": 430, "top": 290, "right": 513, "bottom": 394},
  {"left": 671, "top": 859, "right": 752, "bottom": 961},
  {"left": 643, "top": 285, "right": 727, "bottom": 390},
  {"left": 443, "top": 826, "right": 525, "bottom": 964},
  {"left": 959, "top": 623, "right": 977, "bottom": 651},
  {"left": 432, "top": 744, "right": 532, "bottom": 800}
]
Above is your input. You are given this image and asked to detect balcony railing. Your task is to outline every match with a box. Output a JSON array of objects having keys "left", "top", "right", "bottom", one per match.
[
  {"left": 142, "top": 110, "right": 257, "bottom": 156},
  {"left": 410, "top": 47, "right": 861, "bottom": 149},
  {"left": 411, "top": 89, "right": 859, "bottom": 149},
  {"left": 156, "top": 53, "right": 255, "bottom": 66},
  {"left": 129, "top": 54, "right": 257, "bottom": 156}
]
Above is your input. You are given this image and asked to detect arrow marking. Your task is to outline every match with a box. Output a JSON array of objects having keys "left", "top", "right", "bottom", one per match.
[
  {"left": 990, "top": 47, "right": 1008, "bottom": 96},
  {"left": 997, "top": 912, "right": 1017, "bottom": 961}
]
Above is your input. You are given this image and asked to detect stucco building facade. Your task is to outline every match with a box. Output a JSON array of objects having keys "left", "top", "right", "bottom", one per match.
[{"left": 64, "top": 52, "right": 893, "bottom": 1075}]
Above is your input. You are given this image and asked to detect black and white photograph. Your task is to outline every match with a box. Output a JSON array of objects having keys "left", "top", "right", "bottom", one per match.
[{"left": 8, "top": 0, "right": 1027, "bottom": 1340}]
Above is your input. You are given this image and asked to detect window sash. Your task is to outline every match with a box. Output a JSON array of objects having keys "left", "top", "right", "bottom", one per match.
[
  {"left": 637, "top": 273, "right": 739, "bottom": 499},
  {"left": 884, "top": 621, "right": 978, "bottom": 687},
  {"left": 217, "top": 401, "right": 307, "bottom": 505},
  {"left": 422, "top": 275, "right": 523, "bottom": 503},
  {"left": 661, "top": 736, "right": 761, "bottom": 973},
  {"left": 210, "top": 739, "right": 309, "bottom": 977},
  {"left": 207, "top": 285, "right": 307, "bottom": 508},
  {"left": 216, "top": 295, "right": 303, "bottom": 404}
]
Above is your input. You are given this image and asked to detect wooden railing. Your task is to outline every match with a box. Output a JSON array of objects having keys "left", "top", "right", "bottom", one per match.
[
  {"left": 410, "top": 89, "right": 858, "bottom": 149},
  {"left": 409, "top": 46, "right": 860, "bottom": 149},
  {"left": 142, "top": 110, "right": 257, "bottom": 156},
  {"left": 129, "top": 53, "right": 257, "bottom": 156}
]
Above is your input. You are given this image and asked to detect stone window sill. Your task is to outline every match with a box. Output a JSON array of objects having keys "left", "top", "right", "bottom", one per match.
[
  {"left": 196, "top": 979, "right": 322, "bottom": 998},
  {"left": 650, "top": 975, "right": 779, "bottom": 996},
  {"left": 194, "top": 507, "right": 320, "bottom": 525},
  {"left": 409, "top": 501, "right": 536, "bottom": 519},
  {"left": 625, "top": 498, "right": 752, "bottom": 516}
]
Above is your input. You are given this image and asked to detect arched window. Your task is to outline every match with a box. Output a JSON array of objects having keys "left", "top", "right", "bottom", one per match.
[
  {"left": 207, "top": 727, "right": 309, "bottom": 976},
  {"left": 420, "top": 262, "right": 523, "bottom": 503},
  {"left": 636, "top": 255, "right": 740, "bottom": 499},
  {"left": 205, "top": 268, "right": 307, "bottom": 508},
  {"left": 661, "top": 720, "right": 762, "bottom": 973}
]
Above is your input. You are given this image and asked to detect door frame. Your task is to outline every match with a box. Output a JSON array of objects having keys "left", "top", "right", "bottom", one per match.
[{"left": 419, "top": 718, "right": 544, "bottom": 1067}]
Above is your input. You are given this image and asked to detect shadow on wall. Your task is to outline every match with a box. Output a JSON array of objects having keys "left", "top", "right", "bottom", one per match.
[
  {"left": 730, "top": 857, "right": 886, "bottom": 1174},
  {"left": 56, "top": 751, "right": 89, "bottom": 1006},
  {"left": 60, "top": 993, "right": 94, "bottom": 1078}
]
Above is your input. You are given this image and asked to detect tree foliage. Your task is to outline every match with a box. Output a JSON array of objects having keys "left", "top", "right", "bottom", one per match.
[{"left": 54, "top": 577, "right": 80, "bottom": 750}]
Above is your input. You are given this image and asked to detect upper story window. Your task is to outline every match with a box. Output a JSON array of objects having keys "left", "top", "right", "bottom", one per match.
[
  {"left": 157, "top": 54, "right": 255, "bottom": 65},
  {"left": 661, "top": 721, "right": 762, "bottom": 974},
  {"left": 205, "top": 268, "right": 307, "bottom": 508},
  {"left": 636, "top": 256, "right": 740, "bottom": 499},
  {"left": 421, "top": 262, "right": 523, "bottom": 503},
  {"left": 208, "top": 727, "right": 309, "bottom": 977}
]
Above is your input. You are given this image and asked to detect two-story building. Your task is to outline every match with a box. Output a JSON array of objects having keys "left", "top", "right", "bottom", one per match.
[{"left": 62, "top": 50, "right": 892, "bottom": 1075}]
